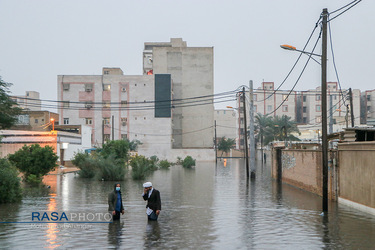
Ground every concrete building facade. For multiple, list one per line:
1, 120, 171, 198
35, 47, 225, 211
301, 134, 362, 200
143, 38, 214, 149
12, 91, 41, 111
214, 109, 237, 140
12, 110, 59, 131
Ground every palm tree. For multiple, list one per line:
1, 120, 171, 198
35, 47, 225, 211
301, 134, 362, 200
218, 137, 236, 157
255, 113, 273, 147
272, 115, 301, 142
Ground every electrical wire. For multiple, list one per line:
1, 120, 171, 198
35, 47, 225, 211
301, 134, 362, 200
257, 15, 322, 103
266, 27, 322, 116
328, 0, 362, 22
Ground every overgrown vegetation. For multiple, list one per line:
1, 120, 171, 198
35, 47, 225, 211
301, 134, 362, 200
159, 160, 172, 169
182, 156, 196, 168
130, 155, 154, 180
8, 144, 58, 183
0, 158, 22, 203
0, 76, 21, 129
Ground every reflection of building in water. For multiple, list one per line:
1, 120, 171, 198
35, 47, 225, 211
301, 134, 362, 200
46, 193, 61, 248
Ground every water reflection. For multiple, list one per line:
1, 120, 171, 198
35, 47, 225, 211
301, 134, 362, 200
0, 159, 375, 249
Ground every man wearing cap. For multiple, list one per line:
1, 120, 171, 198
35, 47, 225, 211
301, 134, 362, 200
142, 182, 161, 221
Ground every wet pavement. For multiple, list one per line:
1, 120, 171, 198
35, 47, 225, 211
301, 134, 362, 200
1, 159, 375, 249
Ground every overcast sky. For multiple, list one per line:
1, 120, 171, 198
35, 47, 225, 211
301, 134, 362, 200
0, 0, 373, 110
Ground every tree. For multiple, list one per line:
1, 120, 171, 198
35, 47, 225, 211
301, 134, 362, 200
255, 113, 273, 148
101, 140, 130, 164
8, 144, 58, 183
0, 76, 21, 129
0, 158, 22, 203
217, 137, 236, 157
272, 115, 301, 142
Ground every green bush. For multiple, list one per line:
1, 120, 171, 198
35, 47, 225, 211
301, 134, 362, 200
159, 160, 172, 169
101, 140, 130, 164
95, 155, 126, 181
72, 151, 90, 167
182, 156, 196, 168
130, 155, 153, 180
0, 158, 22, 203
8, 144, 58, 183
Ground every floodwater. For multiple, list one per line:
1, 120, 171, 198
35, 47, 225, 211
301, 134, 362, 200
1, 159, 375, 249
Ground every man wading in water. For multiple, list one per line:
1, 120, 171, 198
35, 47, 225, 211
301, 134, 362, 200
142, 182, 161, 221
108, 183, 125, 221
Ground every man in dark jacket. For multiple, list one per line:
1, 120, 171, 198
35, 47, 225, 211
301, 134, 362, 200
108, 183, 124, 221
142, 182, 161, 221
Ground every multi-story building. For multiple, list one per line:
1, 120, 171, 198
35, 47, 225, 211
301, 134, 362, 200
300, 82, 360, 130
143, 38, 214, 149
12, 91, 41, 111
214, 109, 237, 141
362, 89, 375, 125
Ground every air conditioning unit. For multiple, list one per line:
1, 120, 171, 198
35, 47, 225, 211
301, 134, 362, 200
85, 104, 92, 109
122, 122, 127, 126
122, 87, 126, 92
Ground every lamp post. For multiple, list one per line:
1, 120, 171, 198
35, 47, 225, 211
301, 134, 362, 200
50, 118, 55, 131
280, 8, 329, 213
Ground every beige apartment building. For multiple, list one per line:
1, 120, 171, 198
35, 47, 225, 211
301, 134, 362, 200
12, 91, 41, 111
143, 38, 214, 149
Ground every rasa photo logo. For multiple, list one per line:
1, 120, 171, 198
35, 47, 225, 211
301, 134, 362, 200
31, 211, 113, 223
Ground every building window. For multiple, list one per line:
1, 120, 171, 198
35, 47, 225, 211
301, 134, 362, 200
316, 105, 321, 112
63, 101, 70, 108
223, 110, 226, 114
303, 117, 307, 123
240, 118, 244, 124
103, 84, 111, 91
121, 134, 128, 140
253, 105, 257, 113
35, 119, 38, 124
85, 84, 93, 92
282, 105, 288, 112
303, 106, 307, 113
253, 94, 257, 101
240, 128, 244, 135
63, 83, 70, 91
316, 94, 321, 101
303, 96, 307, 102
103, 117, 110, 125
121, 87, 127, 92
85, 118, 92, 125
283, 94, 289, 101
316, 116, 322, 123
103, 134, 110, 141
267, 105, 272, 112
121, 118, 127, 126
333, 94, 337, 100
104, 71, 110, 75
367, 95, 371, 101
102, 101, 110, 108
64, 118, 69, 125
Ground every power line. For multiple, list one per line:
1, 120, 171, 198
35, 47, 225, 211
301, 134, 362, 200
266, 27, 322, 116
328, 0, 362, 22
257, 15, 322, 103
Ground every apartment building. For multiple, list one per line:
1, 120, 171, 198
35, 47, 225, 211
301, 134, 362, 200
214, 109, 237, 140
143, 38, 214, 149
12, 91, 41, 111
362, 89, 375, 125
57, 68, 172, 153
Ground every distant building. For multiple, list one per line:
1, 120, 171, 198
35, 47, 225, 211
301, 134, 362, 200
361, 89, 375, 124
12, 91, 41, 111
214, 109, 237, 141
12, 110, 59, 131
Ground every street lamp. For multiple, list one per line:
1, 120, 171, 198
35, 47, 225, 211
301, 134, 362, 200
50, 118, 55, 131
280, 44, 321, 64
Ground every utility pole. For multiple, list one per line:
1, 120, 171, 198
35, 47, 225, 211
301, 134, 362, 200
329, 95, 333, 134
242, 87, 250, 178
349, 88, 355, 127
249, 80, 256, 179
321, 8, 329, 213
102, 119, 105, 145
112, 115, 114, 141
214, 120, 217, 164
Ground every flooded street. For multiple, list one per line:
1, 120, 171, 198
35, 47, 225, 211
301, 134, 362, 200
1, 159, 375, 249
